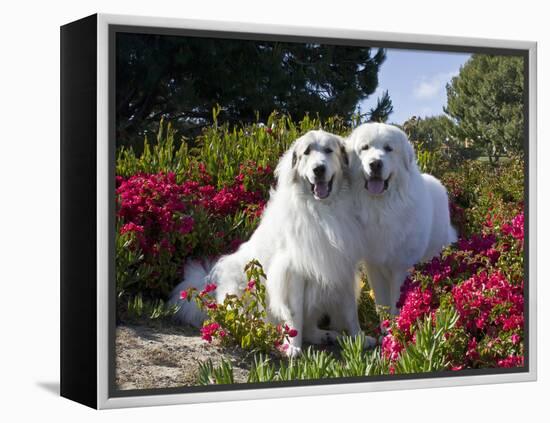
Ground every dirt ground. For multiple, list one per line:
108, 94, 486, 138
115, 324, 252, 390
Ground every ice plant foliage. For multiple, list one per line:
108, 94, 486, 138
179, 162, 271, 217
115, 164, 272, 305
117, 172, 195, 255
381, 211, 525, 370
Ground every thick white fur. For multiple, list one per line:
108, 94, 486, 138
169, 130, 368, 357
346, 123, 457, 315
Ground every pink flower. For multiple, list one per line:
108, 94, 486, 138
381, 334, 403, 361
179, 290, 188, 300
120, 222, 144, 235
178, 216, 195, 235
200, 322, 221, 343
200, 283, 217, 297
277, 343, 289, 352
116, 172, 194, 255
486, 248, 500, 263
466, 337, 480, 361
497, 355, 524, 368
287, 328, 298, 338
396, 284, 433, 335
502, 213, 524, 241
246, 279, 256, 291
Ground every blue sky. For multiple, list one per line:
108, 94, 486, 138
359, 49, 471, 125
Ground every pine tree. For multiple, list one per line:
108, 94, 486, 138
116, 33, 388, 148
445, 54, 524, 164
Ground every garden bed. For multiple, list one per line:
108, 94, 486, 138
114, 115, 526, 387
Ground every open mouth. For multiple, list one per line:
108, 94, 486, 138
310, 175, 334, 200
364, 174, 390, 195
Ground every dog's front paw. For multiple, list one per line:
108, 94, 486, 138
323, 330, 341, 345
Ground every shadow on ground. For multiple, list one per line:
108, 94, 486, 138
36, 381, 60, 396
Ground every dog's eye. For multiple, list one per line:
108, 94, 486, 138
304, 146, 311, 155
384, 145, 393, 152
361, 145, 370, 151
324, 148, 333, 154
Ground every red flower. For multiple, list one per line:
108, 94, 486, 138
116, 172, 194, 255
200, 322, 221, 343
200, 283, 217, 297
206, 302, 218, 310
120, 222, 144, 235
287, 329, 298, 338
246, 279, 256, 291
381, 334, 403, 361
497, 355, 524, 368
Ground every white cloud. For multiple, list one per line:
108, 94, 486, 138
413, 71, 458, 100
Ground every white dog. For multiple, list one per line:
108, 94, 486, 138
346, 123, 457, 315
169, 130, 367, 357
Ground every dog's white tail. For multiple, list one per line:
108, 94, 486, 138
168, 259, 214, 328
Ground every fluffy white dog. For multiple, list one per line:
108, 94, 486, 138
169, 130, 367, 357
346, 123, 457, 315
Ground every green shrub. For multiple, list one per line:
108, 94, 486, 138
442, 159, 524, 236
181, 260, 298, 353
393, 304, 463, 374
117, 110, 352, 187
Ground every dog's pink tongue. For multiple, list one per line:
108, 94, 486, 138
314, 181, 329, 199
367, 179, 384, 194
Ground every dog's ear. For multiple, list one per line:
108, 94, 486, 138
275, 143, 299, 188
290, 149, 299, 183
402, 138, 415, 172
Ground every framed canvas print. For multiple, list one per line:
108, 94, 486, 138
60, 13, 537, 409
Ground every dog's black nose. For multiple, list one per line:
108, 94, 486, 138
313, 164, 326, 177
369, 159, 383, 173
